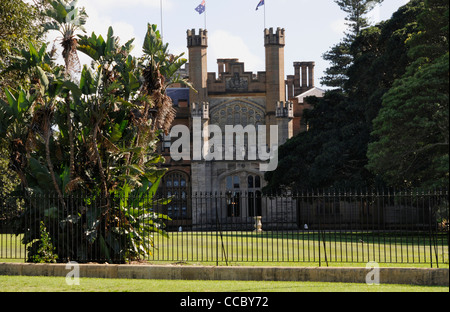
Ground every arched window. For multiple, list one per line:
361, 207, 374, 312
211, 102, 265, 130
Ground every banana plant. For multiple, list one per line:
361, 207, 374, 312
62, 34, 172, 261
1, 40, 65, 192
4, 42, 54, 78
0, 86, 36, 187
102, 156, 172, 261
77, 26, 139, 101
140, 24, 193, 134
0, 87, 36, 136
142, 24, 193, 90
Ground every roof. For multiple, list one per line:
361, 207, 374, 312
166, 88, 190, 106
295, 87, 326, 104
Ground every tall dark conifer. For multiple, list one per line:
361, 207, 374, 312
321, 0, 383, 89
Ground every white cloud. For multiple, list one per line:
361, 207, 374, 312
80, 2, 143, 63
209, 30, 263, 73
368, 5, 381, 24
330, 18, 347, 35
42, 1, 143, 69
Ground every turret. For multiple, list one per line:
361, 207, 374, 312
276, 101, 294, 145
276, 101, 294, 119
187, 28, 208, 47
191, 102, 209, 120
264, 27, 285, 46
187, 29, 208, 104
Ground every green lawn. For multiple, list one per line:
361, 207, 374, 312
0, 233, 26, 261
0, 275, 448, 292
1, 231, 448, 267
1, 231, 448, 293
149, 231, 449, 265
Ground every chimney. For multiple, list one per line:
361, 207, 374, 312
293, 61, 315, 95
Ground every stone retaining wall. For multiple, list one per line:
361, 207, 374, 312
1, 263, 448, 286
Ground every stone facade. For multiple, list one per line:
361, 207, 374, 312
159, 27, 324, 228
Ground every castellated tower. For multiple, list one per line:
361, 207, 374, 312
265, 28, 286, 116
187, 29, 211, 226
187, 29, 208, 104
264, 28, 290, 144
158, 26, 323, 229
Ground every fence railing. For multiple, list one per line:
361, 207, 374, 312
1, 190, 448, 266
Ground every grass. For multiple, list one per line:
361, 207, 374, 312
0, 275, 448, 292
0, 233, 26, 261
149, 231, 449, 265
1, 231, 449, 267
143, 260, 449, 268
1, 231, 448, 293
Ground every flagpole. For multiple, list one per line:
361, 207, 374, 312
160, 0, 164, 40
264, 0, 266, 29
257, 0, 266, 30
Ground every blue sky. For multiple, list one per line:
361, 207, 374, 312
66, 0, 410, 88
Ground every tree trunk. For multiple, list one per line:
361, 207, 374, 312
92, 121, 110, 209
44, 130, 66, 209
66, 96, 75, 182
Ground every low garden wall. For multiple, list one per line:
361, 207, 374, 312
0, 262, 448, 286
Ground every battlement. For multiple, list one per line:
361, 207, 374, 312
264, 27, 285, 46
276, 101, 294, 118
217, 59, 239, 74
187, 29, 208, 47
191, 102, 209, 119
207, 59, 266, 94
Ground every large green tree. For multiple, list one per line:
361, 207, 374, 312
0, 0, 48, 211
321, 0, 383, 88
264, 0, 424, 192
0, 0, 48, 95
367, 0, 449, 189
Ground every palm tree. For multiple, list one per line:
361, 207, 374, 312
42, 0, 88, 183
43, 0, 87, 77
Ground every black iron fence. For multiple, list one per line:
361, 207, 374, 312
1, 189, 448, 266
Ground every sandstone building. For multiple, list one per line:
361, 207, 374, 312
159, 27, 324, 228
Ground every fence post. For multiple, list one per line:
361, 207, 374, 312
215, 193, 218, 266
214, 192, 228, 266
319, 190, 328, 267
428, 190, 433, 268
431, 190, 440, 268
318, 207, 321, 268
